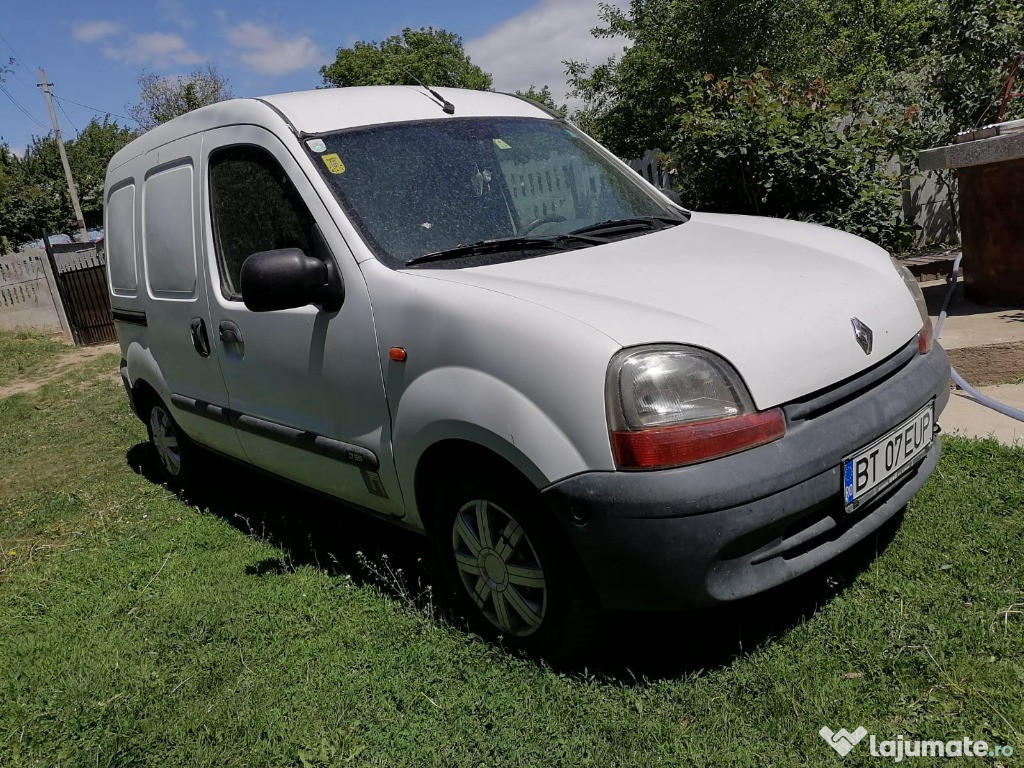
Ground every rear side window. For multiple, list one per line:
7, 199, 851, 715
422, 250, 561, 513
208, 146, 315, 298
106, 182, 137, 295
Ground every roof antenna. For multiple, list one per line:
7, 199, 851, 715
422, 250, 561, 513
403, 69, 455, 114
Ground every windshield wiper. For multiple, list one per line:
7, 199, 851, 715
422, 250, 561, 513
567, 215, 688, 238
404, 234, 602, 267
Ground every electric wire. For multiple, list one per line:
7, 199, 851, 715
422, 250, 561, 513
0, 82, 48, 130
51, 92, 137, 126
55, 96, 80, 135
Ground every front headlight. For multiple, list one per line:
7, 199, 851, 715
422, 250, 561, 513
891, 257, 933, 354
606, 345, 785, 470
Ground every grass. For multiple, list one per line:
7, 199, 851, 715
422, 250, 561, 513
0, 330, 1022, 766
0, 330, 69, 387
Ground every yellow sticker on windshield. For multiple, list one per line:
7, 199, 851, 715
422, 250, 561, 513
493, 138, 512, 150
322, 153, 346, 174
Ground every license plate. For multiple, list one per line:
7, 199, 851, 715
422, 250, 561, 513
843, 403, 934, 511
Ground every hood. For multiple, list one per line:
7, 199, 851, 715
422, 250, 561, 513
421, 212, 923, 409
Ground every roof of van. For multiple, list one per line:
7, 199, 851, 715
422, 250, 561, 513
108, 86, 551, 173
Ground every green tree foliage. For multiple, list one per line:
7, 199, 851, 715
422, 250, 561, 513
0, 119, 136, 247
565, 0, 1023, 249
515, 85, 568, 116
927, 0, 1024, 131
567, 0, 941, 156
320, 27, 492, 90
129, 63, 231, 131
675, 71, 919, 251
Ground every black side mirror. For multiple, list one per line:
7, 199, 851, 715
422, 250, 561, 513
239, 248, 345, 312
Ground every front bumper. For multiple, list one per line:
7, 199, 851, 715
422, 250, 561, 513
542, 343, 951, 611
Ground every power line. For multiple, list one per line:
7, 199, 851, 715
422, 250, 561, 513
56, 96, 80, 135
0, 29, 34, 87
51, 92, 138, 126
0, 29, 28, 67
0, 82, 48, 130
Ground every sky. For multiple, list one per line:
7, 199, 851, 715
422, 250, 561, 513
0, 0, 626, 154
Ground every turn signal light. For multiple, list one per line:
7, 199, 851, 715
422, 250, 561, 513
611, 409, 786, 470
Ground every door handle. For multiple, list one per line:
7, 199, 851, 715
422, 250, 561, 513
189, 317, 211, 357
219, 320, 243, 345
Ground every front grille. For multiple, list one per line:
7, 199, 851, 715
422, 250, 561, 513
783, 338, 919, 424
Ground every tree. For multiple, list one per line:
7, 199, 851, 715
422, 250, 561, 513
129, 63, 231, 131
566, 0, 939, 156
0, 119, 136, 247
927, 0, 1024, 134
674, 71, 919, 251
320, 27, 492, 90
515, 85, 567, 116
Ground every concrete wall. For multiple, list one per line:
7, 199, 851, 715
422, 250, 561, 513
903, 168, 959, 248
0, 248, 63, 333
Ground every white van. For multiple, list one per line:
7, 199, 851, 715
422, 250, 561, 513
106, 86, 950, 655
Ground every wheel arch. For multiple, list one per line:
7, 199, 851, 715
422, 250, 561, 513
392, 366, 593, 528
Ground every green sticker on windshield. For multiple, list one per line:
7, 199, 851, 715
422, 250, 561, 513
493, 138, 512, 150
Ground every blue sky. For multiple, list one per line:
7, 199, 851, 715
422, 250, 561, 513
1, 0, 624, 154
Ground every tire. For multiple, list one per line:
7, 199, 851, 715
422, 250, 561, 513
431, 465, 597, 658
144, 397, 197, 489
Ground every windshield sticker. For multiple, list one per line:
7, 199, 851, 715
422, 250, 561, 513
322, 153, 346, 174
492, 138, 512, 150
306, 138, 327, 153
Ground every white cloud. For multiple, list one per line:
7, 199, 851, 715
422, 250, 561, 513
466, 0, 627, 109
102, 32, 204, 68
73, 20, 121, 43
158, 0, 194, 29
225, 23, 322, 76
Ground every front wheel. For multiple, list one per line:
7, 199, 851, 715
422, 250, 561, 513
432, 468, 596, 658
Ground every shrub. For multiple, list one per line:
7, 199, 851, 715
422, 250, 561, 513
672, 70, 920, 252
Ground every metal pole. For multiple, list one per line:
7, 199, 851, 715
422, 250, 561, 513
37, 68, 90, 244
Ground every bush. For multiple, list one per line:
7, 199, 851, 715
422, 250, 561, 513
672, 70, 920, 252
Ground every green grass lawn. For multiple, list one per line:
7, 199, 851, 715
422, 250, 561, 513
0, 330, 69, 387
0, 330, 1021, 767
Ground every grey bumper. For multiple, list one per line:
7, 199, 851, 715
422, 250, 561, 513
542, 344, 951, 611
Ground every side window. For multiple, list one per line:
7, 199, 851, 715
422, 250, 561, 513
208, 145, 315, 298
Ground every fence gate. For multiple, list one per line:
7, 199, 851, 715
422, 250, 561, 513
42, 238, 116, 345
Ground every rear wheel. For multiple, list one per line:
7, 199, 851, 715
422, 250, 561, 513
145, 397, 196, 489
432, 466, 596, 658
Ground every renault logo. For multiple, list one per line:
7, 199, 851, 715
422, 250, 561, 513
851, 317, 873, 355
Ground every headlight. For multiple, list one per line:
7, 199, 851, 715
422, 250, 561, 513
605, 345, 785, 470
891, 257, 933, 354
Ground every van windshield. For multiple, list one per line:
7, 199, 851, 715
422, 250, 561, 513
305, 117, 686, 268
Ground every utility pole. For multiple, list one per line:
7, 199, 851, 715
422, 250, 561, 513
37, 68, 89, 244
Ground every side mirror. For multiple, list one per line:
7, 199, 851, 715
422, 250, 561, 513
239, 248, 345, 312
659, 187, 683, 206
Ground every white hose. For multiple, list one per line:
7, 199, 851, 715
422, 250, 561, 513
934, 252, 1024, 422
